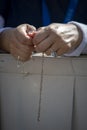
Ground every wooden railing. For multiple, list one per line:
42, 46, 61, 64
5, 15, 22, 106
0, 54, 87, 130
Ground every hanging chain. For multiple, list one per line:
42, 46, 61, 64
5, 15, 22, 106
17, 56, 25, 75
17, 56, 30, 76
37, 53, 44, 122
17, 54, 44, 122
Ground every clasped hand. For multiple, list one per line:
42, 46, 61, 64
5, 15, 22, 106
0, 23, 82, 61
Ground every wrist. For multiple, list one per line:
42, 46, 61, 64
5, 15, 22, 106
75, 24, 83, 48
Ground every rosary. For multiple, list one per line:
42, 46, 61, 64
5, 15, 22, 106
17, 53, 44, 122
37, 51, 57, 121
37, 53, 44, 121
17, 51, 57, 122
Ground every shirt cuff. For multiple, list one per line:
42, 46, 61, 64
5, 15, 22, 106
64, 21, 87, 56
0, 27, 11, 33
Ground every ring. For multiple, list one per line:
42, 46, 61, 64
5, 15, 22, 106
50, 48, 57, 57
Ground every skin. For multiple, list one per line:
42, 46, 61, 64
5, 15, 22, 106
33, 23, 83, 56
0, 23, 83, 61
0, 24, 36, 61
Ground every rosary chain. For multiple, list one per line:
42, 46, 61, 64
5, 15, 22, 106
37, 53, 44, 122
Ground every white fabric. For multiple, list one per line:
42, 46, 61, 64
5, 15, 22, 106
64, 21, 87, 56
0, 15, 11, 32
0, 27, 11, 33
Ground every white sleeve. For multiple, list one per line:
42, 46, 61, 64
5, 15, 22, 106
64, 21, 87, 56
0, 27, 11, 33
0, 15, 11, 33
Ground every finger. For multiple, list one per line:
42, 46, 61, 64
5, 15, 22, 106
11, 38, 33, 51
16, 24, 36, 45
11, 47, 32, 62
10, 42, 34, 61
35, 34, 56, 52
17, 44, 34, 55
56, 44, 70, 56
33, 27, 49, 45
26, 24, 36, 38
27, 24, 36, 31
27, 30, 36, 38
45, 40, 64, 55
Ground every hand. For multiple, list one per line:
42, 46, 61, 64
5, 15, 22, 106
0, 24, 36, 61
33, 23, 83, 56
